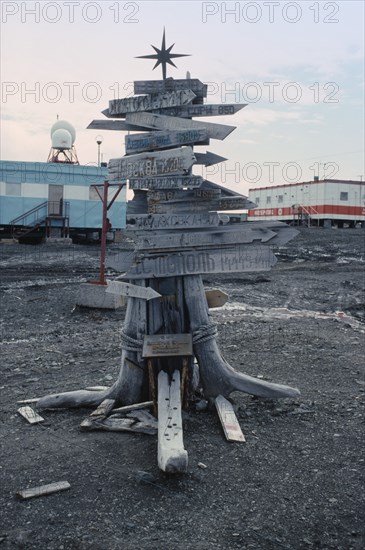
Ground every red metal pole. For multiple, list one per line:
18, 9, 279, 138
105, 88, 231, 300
99, 180, 109, 285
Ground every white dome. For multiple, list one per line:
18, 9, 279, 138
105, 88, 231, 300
52, 128, 72, 150
50, 120, 76, 145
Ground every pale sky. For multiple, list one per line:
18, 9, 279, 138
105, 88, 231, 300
1, 0, 364, 195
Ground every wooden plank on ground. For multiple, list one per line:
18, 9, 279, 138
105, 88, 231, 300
126, 112, 236, 141
112, 401, 154, 414
215, 395, 246, 442
157, 370, 188, 473
16, 481, 71, 500
109, 89, 196, 116
108, 146, 195, 180
17, 406, 44, 424
80, 416, 157, 435
90, 398, 115, 417
125, 128, 208, 155
85, 386, 109, 391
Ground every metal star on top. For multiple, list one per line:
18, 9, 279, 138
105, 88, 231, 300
136, 28, 190, 80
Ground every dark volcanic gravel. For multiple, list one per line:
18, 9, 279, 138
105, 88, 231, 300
0, 227, 364, 550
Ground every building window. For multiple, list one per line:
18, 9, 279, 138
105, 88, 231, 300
6, 182, 21, 196
278, 195, 283, 203
255, 197, 260, 204
89, 186, 100, 200
340, 192, 348, 201
266, 196, 271, 204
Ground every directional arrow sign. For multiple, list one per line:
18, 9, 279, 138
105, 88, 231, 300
126, 112, 236, 141
108, 146, 195, 181
109, 89, 196, 116
121, 245, 277, 279
193, 152, 227, 166
87, 119, 154, 132
126, 212, 221, 230
125, 128, 208, 155
129, 175, 203, 190
134, 78, 207, 97
106, 280, 161, 300
147, 188, 221, 202
102, 104, 247, 119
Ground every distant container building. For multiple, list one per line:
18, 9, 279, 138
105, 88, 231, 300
0, 160, 127, 242
248, 179, 365, 227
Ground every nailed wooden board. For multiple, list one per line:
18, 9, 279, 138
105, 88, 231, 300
205, 289, 229, 308
215, 395, 246, 442
126, 212, 221, 230
90, 398, 115, 417
17, 406, 44, 424
193, 152, 227, 166
125, 128, 208, 155
134, 78, 207, 97
129, 175, 203, 190
112, 401, 154, 414
108, 146, 195, 180
142, 334, 193, 358
102, 103, 247, 119
157, 369, 188, 473
16, 481, 71, 500
147, 188, 221, 203
120, 245, 277, 279
106, 280, 161, 300
80, 417, 157, 435
109, 89, 196, 116
126, 112, 236, 141
147, 197, 256, 214
87, 119, 154, 132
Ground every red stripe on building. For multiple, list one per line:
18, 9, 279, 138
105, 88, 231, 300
248, 205, 365, 217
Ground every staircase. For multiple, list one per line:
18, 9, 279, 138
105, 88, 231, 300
292, 204, 320, 227
10, 201, 70, 241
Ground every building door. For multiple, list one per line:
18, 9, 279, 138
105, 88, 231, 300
48, 185, 64, 216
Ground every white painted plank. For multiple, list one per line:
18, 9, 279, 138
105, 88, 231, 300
129, 175, 203, 190
126, 212, 220, 230
16, 481, 71, 500
17, 406, 44, 424
102, 103, 247, 119
157, 370, 188, 473
125, 128, 208, 154
106, 280, 161, 300
215, 395, 246, 442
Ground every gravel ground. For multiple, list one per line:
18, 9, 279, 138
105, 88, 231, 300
0, 227, 364, 550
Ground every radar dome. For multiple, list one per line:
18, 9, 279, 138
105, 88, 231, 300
50, 120, 76, 145
52, 128, 72, 150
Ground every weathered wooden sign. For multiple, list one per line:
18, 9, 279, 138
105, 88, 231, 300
218, 197, 257, 210
125, 128, 208, 155
215, 395, 246, 442
134, 78, 207, 97
129, 175, 203, 190
109, 89, 196, 116
147, 188, 221, 203
205, 289, 229, 309
115, 245, 277, 279
147, 195, 255, 214
134, 225, 274, 250
126, 212, 221, 230
87, 119, 153, 132
102, 103, 247, 119
106, 280, 161, 301
126, 112, 236, 141
108, 146, 195, 180
193, 152, 227, 166
200, 179, 245, 198
142, 334, 193, 358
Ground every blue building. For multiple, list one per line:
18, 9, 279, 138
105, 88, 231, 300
0, 160, 127, 242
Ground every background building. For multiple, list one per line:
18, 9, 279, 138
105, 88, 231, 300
248, 179, 365, 227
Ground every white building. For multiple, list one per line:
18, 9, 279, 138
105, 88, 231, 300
248, 179, 365, 227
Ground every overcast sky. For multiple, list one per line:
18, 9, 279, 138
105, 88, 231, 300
1, 0, 364, 195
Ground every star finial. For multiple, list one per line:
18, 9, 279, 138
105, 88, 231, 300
136, 28, 190, 80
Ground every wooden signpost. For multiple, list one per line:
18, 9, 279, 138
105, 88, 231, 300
126, 112, 236, 141
109, 89, 196, 116
125, 128, 208, 155
108, 146, 196, 180
36, 35, 300, 476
